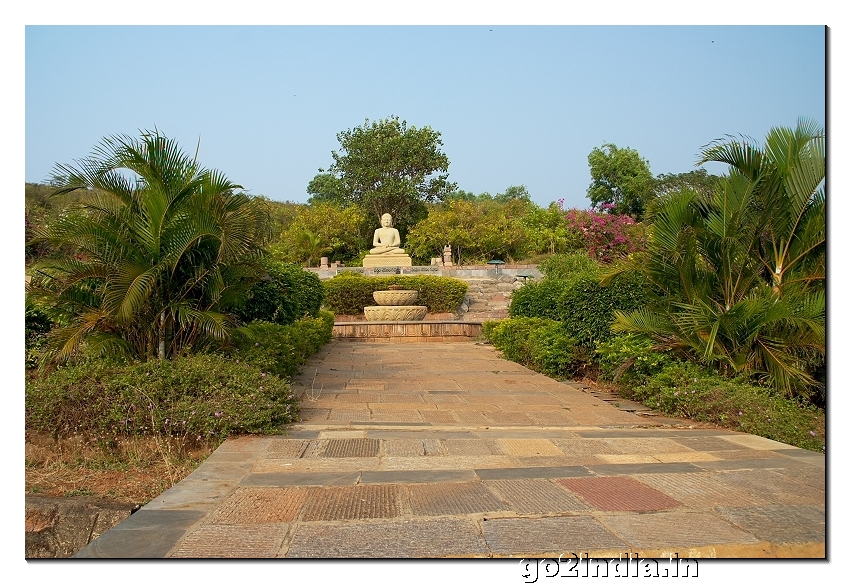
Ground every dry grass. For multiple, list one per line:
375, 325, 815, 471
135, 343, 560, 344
25, 431, 216, 504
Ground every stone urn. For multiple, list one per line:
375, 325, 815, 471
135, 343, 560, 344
364, 288, 427, 321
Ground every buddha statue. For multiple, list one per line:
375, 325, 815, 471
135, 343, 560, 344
369, 213, 406, 255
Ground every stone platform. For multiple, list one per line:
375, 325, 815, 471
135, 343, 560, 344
361, 254, 412, 267
333, 321, 483, 342
74, 342, 825, 559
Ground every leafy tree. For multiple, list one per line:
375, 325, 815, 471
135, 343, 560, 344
270, 202, 371, 265
586, 144, 655, 220
306, 172, 347, 206
654, 168, 722, 198
324, 116, 456, 232
494, 185, 531, 203
608, 120, 825, 396
27, 131, 271, 362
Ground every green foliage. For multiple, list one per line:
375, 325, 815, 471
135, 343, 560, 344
27, 130, 270, 363
653, 168, 722, 199
510, 266, 650, 348
306, 172, 347, 206
322, 274, 468, 315
26, 354, 299, 443
610, 120, 825, 396
587, 143, 655, 220
405, 198, 531, 264
232, 262, 323, 326
325, 116, 456, 232
483, 317, 580, 379
270, 202, 371, 265
616, 361, 824, 452
538, 252, 601, 281
595, 333, 676, 385
228, 312, 334, 378
26, 300, 54, 369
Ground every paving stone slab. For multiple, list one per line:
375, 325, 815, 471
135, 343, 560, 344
241, 471, 361, 487
552, 438, 622, 456
715, 505, 825, 544
285, 518, 488, 558
475, 466, 592, 480
408, 481, 510, 516
320, 438, 380, 457
773, 448, 826, 465
495, 439, 565, 457
381, 439, 426, 456
380, 455, 516, 471
366, 429, 475, 440
484, 411, 534, 425
301, 484, 402, 521
370, 411, 426, 422
485, 479, 594, 514
170, 523, 289, 558
254, 457, 381, 473
443, 438, 500, 456
74, 509, 206, 558
718, 434, 797, 450
693, 458, 805, 471
672, 436, 753, 451
586, 462, 702, 476
711, 468, 825, 505
558, 477, 683, 512
142, 480, 239, 511
207, 487, 308, 524
482, 516, 628, 556
598, 511, 761, 549
602, 437, 695, 455
419, 410, 459, 423
327, 409, 371, 421
265, 439, 309, 458
360, 469, 477, 484
634, 473, 760, 508
771, 466, 825, 491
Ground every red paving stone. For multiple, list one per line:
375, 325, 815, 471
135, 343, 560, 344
557, 476, 684, 512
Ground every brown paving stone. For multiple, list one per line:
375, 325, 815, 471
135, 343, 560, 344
772, 466, 825, 491
170, 523, 289, 558
712, 469, 825, 505
264, 439, 309, 458
213, 436, 271, 454
452, 411, 490, 424
553, 438, 622, 456
484, 411, 534, 425
301, 484, 402, 521
285, 518, 488, 557
634, 473, 760, 508
482, 516, 628, 556
558, 477, 683, 511
599, 511, 760, 548
407, 481, 511, 516
381, 439, 425, 456
422, 393, 463, 403
673, 436, 753, 451
299, 409, 330, 421
711, 449, 786, 461
327, 409, 370, 422
496, 439, 564, 457
602, 437, 694, 455
437, 402, 501, 412
382, 455, 515, 471
381, 394, 426, 403
423, 438, 447, 456
206, 487, 308, 524
525, 411, 580, 425
485, 479, 593, 514
513, 455, 593, 467
370, 410, 425, 423
443, 439, 500, 456
715, 505, 825, 544
334, 393, 380, 403
320, 438, 380, 458
344, 381, 386, 390
253, 458, 379, 473
419, 410, 458, 424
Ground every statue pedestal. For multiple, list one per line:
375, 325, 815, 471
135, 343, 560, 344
362, 254, 413, 267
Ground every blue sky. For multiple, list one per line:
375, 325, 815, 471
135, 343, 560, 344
25, 25, 824, 210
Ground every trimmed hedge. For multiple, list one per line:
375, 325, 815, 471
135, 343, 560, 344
232, 261, 324, 325
322, 273, 468, 315
26, 355, 298, 442
483, 317, 582, 379
229, 311, 335, 378
509, 270, 651, 348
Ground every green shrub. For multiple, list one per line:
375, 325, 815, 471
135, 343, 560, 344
617, 361, 825, 452
510, 270, 650, 348
322, 274, 468, 315
538, 252, 600, 281
25, 299, 53, 369
483, 317, 581, 379
229, 312, 334, 378
26, 354, 298, 443
595, 333, 675, 385
232, 261, 323, 325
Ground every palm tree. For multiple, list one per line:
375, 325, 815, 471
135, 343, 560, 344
27, 130, 271, 362
608, 119, 825, 396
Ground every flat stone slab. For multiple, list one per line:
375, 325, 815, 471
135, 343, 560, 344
475, 466, 592, 480
206, 487, 308, 524
284, 518, 489, 558
598, 511, 761, 549
407, 481, 510, 515
241, 471, 361, 487
558, 477, 683, 512
301, 484, 402, 521
715, 504, 825, 544
169, 523, 289, 558
482, 516, 629, 556
359, 469, 477, 484
485, 479, 593, 513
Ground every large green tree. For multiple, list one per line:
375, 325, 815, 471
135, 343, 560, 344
609, 120, 825, 396
586, 143, 655, 220
324, 116, 456, 232
27, 131, 271, 362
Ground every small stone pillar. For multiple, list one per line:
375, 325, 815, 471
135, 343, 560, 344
320, 257, 329, 270
443, 245, 453, 267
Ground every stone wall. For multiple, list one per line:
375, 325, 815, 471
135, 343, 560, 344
25, 495, 136, 558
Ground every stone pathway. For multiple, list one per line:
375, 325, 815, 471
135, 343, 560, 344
74, 342, 825, 558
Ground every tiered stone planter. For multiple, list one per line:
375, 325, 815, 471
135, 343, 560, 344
363, 289, 427, 321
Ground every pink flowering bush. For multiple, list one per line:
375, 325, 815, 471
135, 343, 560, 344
560, 203, 645, 262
